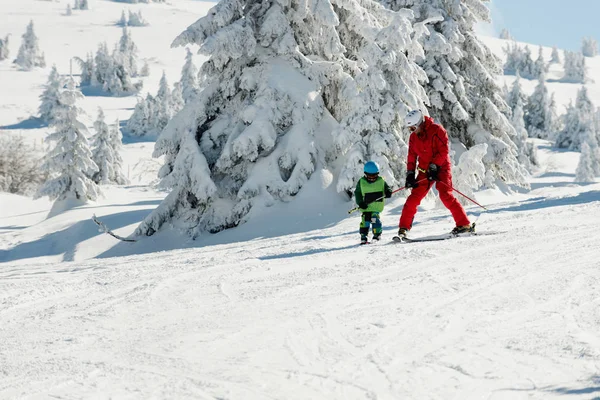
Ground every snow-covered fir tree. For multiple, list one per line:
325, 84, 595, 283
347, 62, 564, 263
511, 97, 538, 171
0, 34, 9, 61
563, 51, 587, 83
383, 0, 528, 188
506, 71, 526, 114
76, 52, 96, 86
153, 71, 173, 134
179, 48, 198, 104
140, 60, 150, 76
171, 81, 184, 114
581, 37, 598, 57
448, 143, 487, 207
575, 142, 596, 182
66, 4, 73, 16
74, 0, 89, 10
115, 26, 138, 76
533, 46, 547, 77
135, 0, 433, 237
38, 65, 64, 124
36, 78, 99, 202
555, 86, 596, 150
550, 46, 560, 64
524, 73, 556, 139
127, 10, 148, 26
126, 94, 154, 137
14, 20, 46, 70
91, 108, 128, 184
118, 10, 127, 26
499, 29, 511, 40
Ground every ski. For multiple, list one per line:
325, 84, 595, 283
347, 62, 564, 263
92, 214, 137, 242
392, 231, 502, 244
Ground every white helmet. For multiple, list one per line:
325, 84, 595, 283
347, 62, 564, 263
405, 110, 423, 128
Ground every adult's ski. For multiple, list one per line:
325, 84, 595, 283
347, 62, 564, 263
92, 214, 137, 242
391, 230, 502, 244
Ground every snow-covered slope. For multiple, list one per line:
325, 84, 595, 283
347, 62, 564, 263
1, 1, 600, 398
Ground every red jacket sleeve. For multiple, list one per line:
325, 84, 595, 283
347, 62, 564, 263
406, 133, 417, 172
431, 124, 449, 167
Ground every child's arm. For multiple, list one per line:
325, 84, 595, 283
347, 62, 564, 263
355, 181, 363, 205
384, 181, 392, 198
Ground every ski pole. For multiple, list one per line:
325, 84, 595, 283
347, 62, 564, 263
347, 178, 426, 214
436, 180, 488, 211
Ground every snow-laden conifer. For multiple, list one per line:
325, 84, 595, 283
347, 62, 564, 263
550, 46, 560, 64
0, 35, 9, 61
140, 60, 149, 76
127, 10, 148, 27
575, 142, 596, 183
116, 26, 138, 76
171, 81, 184, 114
91, 108, 128, 184
563, 51, 587, 83
506, 72, 526, 114
555, 86, 596, 150
511, 97, 538, 171
179, 48, 198, 104
448, 143, 488, 207
385, 0, 528, 188
118, 10, 127, 26
499, 29, 511, 40
136, 0, 426, 236
39, 65, 63, 125
524, 73, 556, 139
126, 93, 155, 137
75, 52, 96, 86
581, 37, 598, 57
36, 78, 99, 202
14, 20, 46, 70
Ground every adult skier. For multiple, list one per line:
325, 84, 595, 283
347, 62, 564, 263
355, 161, 393, 244
396, 110, 472, 239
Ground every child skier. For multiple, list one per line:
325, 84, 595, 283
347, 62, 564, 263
355, 161, 393, 244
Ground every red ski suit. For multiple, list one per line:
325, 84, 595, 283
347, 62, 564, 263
399, 116, 470, 230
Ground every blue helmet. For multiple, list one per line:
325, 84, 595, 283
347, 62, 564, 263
364, 161, 380, 174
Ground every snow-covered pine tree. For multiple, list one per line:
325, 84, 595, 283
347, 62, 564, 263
118, 10, 127, 26
126, 93, 154, 136
555, 86, 595, 150
80, 0, 89, 10
499, 29, 511, 40
575, 142, 596, 182
109, 119, 128, 184
94, 42, 111, 85
36, 78, 99, 202
506, 71, 526, 114
91, 108, 128, 184
154, 71, 173, 134
66, 4, 73, 16
75, 52, 96, 86
171, 81, 184, 114
127, 10, 148, 26
0, 34, 9, 61
136, 0, 428, 237
140, 60, 150, 76
532, 46, 547, 78
14, 20, 46, 70
39, 65, 64, 124
384, 0, 528, 188
550, 46, 560, 64
524, 73, 555, 139
563, 51, 587, 83
103, 43, 140, 94
511, 97, 538, 171
449, 143, 487, 207
179, 48, 198, 104
116, 26, 138, 76
503, 42, 537, 79
582, 37, 598, 57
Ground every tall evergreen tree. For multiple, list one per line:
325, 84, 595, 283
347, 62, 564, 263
575, 142, 596, 183
383, 0, 528, 188
0, 34, 9, 61
506, 72, 526, 114
180, 48, 199, 104
550, 46, 560, 64
38, 65, 63, 124
14, 20, 46, 70
555, 86, 595, 150
91, 109, 128, 185
36, 78, 99, 202
116, 26, 138, 76
581, 37, 598, 57
511, 97, 538, 171
563, 51, 587, 83
135, 0, 430, 237
524, 73, 555, 139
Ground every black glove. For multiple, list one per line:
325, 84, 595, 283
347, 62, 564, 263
405, 171, 417, 188
385, 188, 392, 198
358, 201, 368, 209
427, 163, 439, 181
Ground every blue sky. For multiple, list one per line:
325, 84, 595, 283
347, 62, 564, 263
480, 0, 600, 51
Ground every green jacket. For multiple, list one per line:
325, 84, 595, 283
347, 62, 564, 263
355, 176, 392, 212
